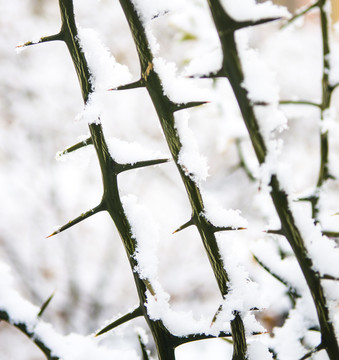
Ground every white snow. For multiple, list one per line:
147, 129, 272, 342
175, 110, 209, 184
153, 57, 212, 104
289, 199, 339, 278
237, 31, 280, 105
252, 239, 306, 293
321, 106, 337, 134
247, 341, 273, 360
107, 137, 168, 165
77, 27, 132, 91
271, 297, 319, 360
202, 194, 247, 229
0, 260, 139, 360
220, 0, 289, 22
131, 0, 180, 23
122, 194, 160, 286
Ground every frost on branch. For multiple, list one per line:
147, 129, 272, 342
0, 261, 138, 360
220, 0, 289, 22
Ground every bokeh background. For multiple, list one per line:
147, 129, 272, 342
1, 0, 339, 359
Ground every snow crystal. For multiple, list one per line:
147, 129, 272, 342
121, 196, 233, 337
0, 261, 139, 360
236, 29, 288, 146
175, 111, 209, 184
76, 92, 102, 124
77, 27, 131, 91
321, 106, 337, 134
131, 0, 180, 23
34, 323, 138, 360
153, 57, 212, 104
107, 137, 168, 165
247, 341, 273, 360
329, 40, 339, 85
145, 24, 160, 55
122, 194, 160, 282
202, 194, 247, 229
237, 32, 280, 105
252, 239, 306, 293
146, 293, 220, 337
220, 0, 289, 22
272, 297, 318, 360
0, 261, 39, 327
289, 199, 339, 278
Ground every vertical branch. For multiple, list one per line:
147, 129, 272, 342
314, 0, 334, 219
207, 0, 339, 359
117, 1, 248, 358
54, 1, 178, 358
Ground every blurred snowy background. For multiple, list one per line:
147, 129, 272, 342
1, 0, 339, 359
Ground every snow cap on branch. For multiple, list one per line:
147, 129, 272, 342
220, 0, 289, 22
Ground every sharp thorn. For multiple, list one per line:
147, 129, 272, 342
38, 292, 55, 318
95, 306, 143, 336
16, 32, 63, 48
137, 333, 150, 360
187, 68, 226, 79
117, 158, 170, 173
322, 230, 339, 238
46, 203, 105, 238
173, 218, 194, 234
236, 17, 282, 30
58, 137, 93, 156
321, 274, 339, 281
109, 78, 145, 91
265, 229, 284, 235
173, 101, 209, 112
213, 226, 247, 233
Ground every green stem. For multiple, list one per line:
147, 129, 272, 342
207, 1, 339, 359
118, 1, 247, 358
56, 1, 177, 358
315, 0, 333, 212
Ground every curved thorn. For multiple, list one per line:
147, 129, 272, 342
17, 32, 64, 49
38, 292, 55, 318
47, 203, 105, 238
172, 218, 194, 234
110, 78, 145, 91
58, 137, 93, 156
173, 101, 210, 112
117, 158, 170, 173
95, 306, 143, 336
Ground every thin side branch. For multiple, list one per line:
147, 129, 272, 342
96, 306, 143, 336
47, 203, 105, 238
